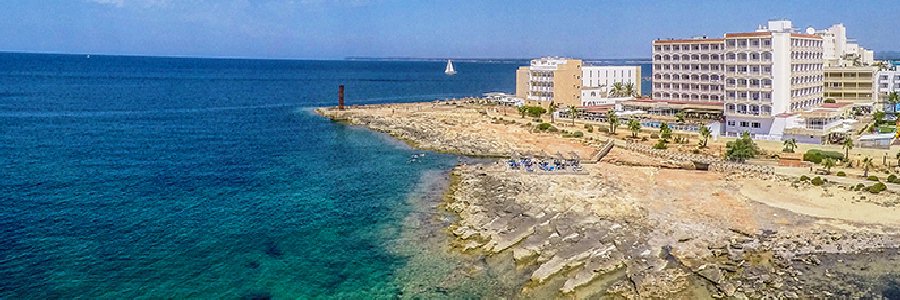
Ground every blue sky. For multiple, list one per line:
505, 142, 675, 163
0, 0, 897, 59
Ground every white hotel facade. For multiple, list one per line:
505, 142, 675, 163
652, 19, 825, 137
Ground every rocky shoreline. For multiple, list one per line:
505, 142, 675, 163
319, 103, 900, 298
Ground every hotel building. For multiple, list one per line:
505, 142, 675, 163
823, 66, 876, 104
652, 19, 825, 137
514, 57, 583, 108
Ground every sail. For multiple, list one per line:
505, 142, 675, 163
445, 60, 456, 75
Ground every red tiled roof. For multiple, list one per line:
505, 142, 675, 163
653, 39, 725, 44
725, 32, 772, 38
820, 102, 850, 108
791, 33, 822, 39
633, 99, 724, 106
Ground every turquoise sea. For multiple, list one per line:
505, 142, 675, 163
0, 54, 651, 298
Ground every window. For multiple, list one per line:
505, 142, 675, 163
752, 122, 761, 128
740, 122, 750, 127
727, 121, 735, 126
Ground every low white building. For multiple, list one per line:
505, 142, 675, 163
483, 92, 523, 106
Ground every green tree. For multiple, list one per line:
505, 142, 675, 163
611, 82, 625, 97
568, 106, 578, 125
698, 126, 712, 148
725, 132, 758, 162
862, 157, 874, 177
842, 138, 853, 162
888, 91, 900, 115
659, 122, 672, 142
628, 119, 642, 139
783, 138, 797, 153
624, 82, 635, 97
675, 111, 686, 123
873, 111, 886, 128
822, 157, 835, 173
517, 105, 527, 118
548, 102, 558, 123
607, 111, 620, 134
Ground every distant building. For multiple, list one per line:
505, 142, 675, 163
652, 19, 825, 138
876, 69, 900, 103
514, 57, 583, 108
581, 65, 642, 100
823, 66, 876, 105
814, 23, 875, 67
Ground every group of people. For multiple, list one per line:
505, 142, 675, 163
506, 157, 583, 173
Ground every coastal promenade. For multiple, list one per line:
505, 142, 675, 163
318, 101, 900, 298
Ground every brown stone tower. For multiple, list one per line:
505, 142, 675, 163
338, 85, 345, 110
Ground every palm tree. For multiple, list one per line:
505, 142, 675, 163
659, 122, 672, 142
896, 152, 900, 166
629, 119, 641, 139
888, 91, 900, 115
568, 106, 577, 125
607, 111, 619, 134
548, 102, 557, 123
517, 106, 527, 118
611, 82, 625, 97
698, 126, 711, 148
822, 158, 835, 174
842, 138, 853, 162
862, 157, 874, 177
624, 82, 635, 97
783, 138, 797, 153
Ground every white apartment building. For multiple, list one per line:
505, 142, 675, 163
812, 23, 874, 67
876, 69, 900, 101
652, 19, 824, 137
581, 65, 641, 105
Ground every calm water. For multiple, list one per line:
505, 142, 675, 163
0, 53, 651, 298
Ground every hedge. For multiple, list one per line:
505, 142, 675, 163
803, 149, 844, 164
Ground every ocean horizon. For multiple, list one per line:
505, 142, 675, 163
0, 53, 651, 298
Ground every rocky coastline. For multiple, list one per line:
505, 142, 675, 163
318, 103, 900, 298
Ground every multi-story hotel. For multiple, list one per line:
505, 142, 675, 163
652, 19, 825, 137
823, 66, 876, 104
514, 57, 583, 108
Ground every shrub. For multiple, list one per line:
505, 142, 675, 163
525, 106, 547, 118
811, 176, 824, 186
537, 123, 552, 131
692, 149, 701, 154
650, 133, 659, 139
803, 149, 844, 164
652, 140, 668, 149
587, 128, 594, 133
868, 182, 887, 194
799, 175, 810, 181
547, 127, 559, 133
836, 171, 846, 176
533, 118, 543, 123
853, 183, 865, 191
888, 174, 898, 182
584, 124, 592, 129
867, 175, 879, 181
572, 131, 584, 138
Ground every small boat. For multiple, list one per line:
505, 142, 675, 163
445, 59, 456, 76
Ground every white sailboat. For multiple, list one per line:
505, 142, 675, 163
444, 59, 456, 76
